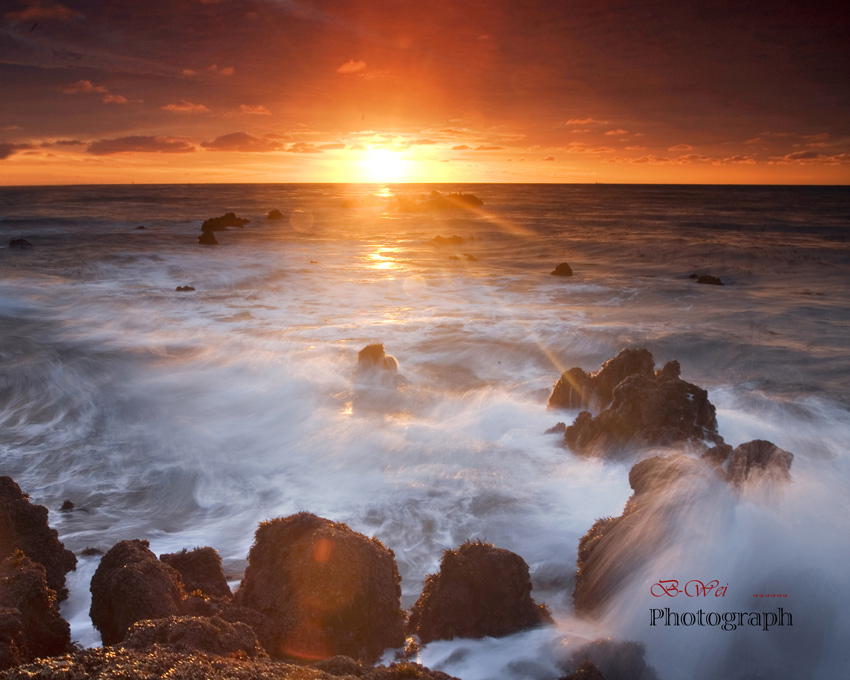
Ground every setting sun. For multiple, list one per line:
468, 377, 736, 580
359, 148, 410, 183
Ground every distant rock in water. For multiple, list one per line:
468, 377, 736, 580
357, 343, 398, 373
198, 231, 218, 245
201, 212, 250, 233
175, 285, 195, 292
0, 477, 77, 601
232, 512, 405, 663
464, 253, 478, 261
160, 547, 231, 599
407, 540, 552, 643
703, 439, 793, 486
267, 209, 284, 220
690, 273, 724, 285
551, 262, 573, 277
545, 422, 567, 435
558, 351, 722, 457
135, 225, 146, 230
89, 539, 183, 646
7, 239, 33, 250
432, 235, 464, 246
548, 348, 655, 412
429, 189, 483, 209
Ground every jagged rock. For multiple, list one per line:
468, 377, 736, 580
431, 235, 464, 246
552, 262, 573, 277
363, 662, 460, 680
268, 209, 284, 220
564, 357, 722, 457
558, 660, 606, 680
0, 552, 71, 671
563, 640, 658, 680
356, 344, 398, 373
548, 349, 655, 411
90, 539, 183, 646
0, 477, 76, 601
121, 615, 264, 658
198, 231, 218, 245
7, 240, 32, 250
233, 512, 405, 663
407, 540, 552, 643
160, 547, 231, 599
312, 655, 363, 676
703, 439, 793, 486
175, 285, 195, 292
545, 422, 567, 435
696, 275, 723, 286
201, 212, 249, 233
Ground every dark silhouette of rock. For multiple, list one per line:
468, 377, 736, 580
80, 547, 102, 557
696, 275, 723, 285
558, 660, 606, 680
431, 235, 464, 246
7, 239, 33, 250
59, 500, 74, 512
545, 422, 567, 435
233, 512, 405, 663
429, 191, 483, 209
201, 212, 249, 233
160, 547, 231, 599
548, 349, 655, 412
357, 344, 398, 373
217, 604, 277, 656
407, 540, 552, 644
135, 226, 146, 230
0, 477, 76, 601
312, 655, 363, 676
198, 231, 218, 245
563, 640, 658, 680
175, 286, 195, 292
268, 209, 284, 220
0, 552, 71, 671
703, 439, 793, 486
363, 662, 461, 680
463, 253, 478, 261
551, 262, 573, 277
121, 615, 263, 658
89, 539, 183, 646
563, 356, 722, 457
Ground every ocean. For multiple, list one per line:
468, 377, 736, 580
1, 184, 848, 679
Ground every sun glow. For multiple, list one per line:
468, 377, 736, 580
359, 148, 410, 183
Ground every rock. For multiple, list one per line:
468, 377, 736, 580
0, 552, 71, 671
0, 477, 76, 601
363, 662, 461, 680
201, 212, 249, 233
563, 640, 658, 680
429, 191, 483, 209
160, 547, 231, 599
80, 547, 102, 557
7, 240, 33, 250
233, 512, 405, 663
121, 615, 264, 658
548, 349, 655, 411
703, 439, 793, 486
551, 262, 573, 277
356, 344, 398, 373
268, 209, 284, 220
312, 655, 363, 676
463, 253, 478, 261
563, 357, 722, 457
558, 660, 606, 680
175, 285, 196, 292
696, 275, 723, 285
198, 231, 219, 245
59, 500, 74, 512
407, 539, 552, 644
545, 422, 567, 435
89, 539, 183, 646
431, 235, 464, 246
136, 226, 146, 230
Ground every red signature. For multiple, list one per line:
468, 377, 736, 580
651, 579, 728, 597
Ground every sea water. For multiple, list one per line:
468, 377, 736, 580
1, 184, 848, 679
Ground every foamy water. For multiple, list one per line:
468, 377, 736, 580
1, 184, 848, 678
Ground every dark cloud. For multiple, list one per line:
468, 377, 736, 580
0, 142, 35, 159
286, 142, 323, 153
87, 136, 195, 155
201, 132, 282, 152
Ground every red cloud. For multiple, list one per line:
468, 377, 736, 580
337, 59, 367, 74
201, 132, 282, 152
162, 101, 211, 113
87, 136, 195, 155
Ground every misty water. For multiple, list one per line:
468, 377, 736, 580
1, 184, 848, 679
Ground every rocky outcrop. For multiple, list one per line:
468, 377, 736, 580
121, 615, 263, 658
561, 640, 658, 680
563, 357, 722, 457
548, 349, 655, 412
233, 512, 405, 663
0, 552, 71, 671
431, 235, 464, 246
356, 344, 398, 374
551, 262, 573, 277
268, 209, 284, 220
0, 477, 76, 601
201, 213, 250, 233
198, 231, 219, 245
691, 274, 723, 285
703, 439, 793, 486
160, 547, 231, 599
407, 540, 552, 643
6, 240, 32, 250
90, 539, 183, 646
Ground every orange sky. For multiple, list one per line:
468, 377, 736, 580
1, 0, 848, 184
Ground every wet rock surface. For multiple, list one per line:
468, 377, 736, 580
121, 615, 263, 658
161, 547, 232, 599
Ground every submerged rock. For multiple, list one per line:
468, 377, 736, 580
357, 344, 398, 373
431, 235, 464, 246
551, 262, 573, 277
7, 239, 33, 250
268, 209, 284, 220
160, 547, 231, 599
0, 552, 72, 671
90, 539, 183, 646
233, 512, 405, 663
175, 285, 195, 292
407, 540, 552, 643
122, 615, 263, 658
695, 274, 723, 285
201, 212, 249, 233
0, 477, 76, 601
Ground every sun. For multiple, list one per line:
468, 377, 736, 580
359, 148, 410, 183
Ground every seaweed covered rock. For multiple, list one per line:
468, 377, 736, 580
703, 439, 793, 486
0, 552, 71, 671
564, 358, 721, 457
356, 344, 398, 373
0, 477, 76, 601
201, 212, 249, 233
233, 512, 405, 663
407, 540, 552, 643
121, 615, 263, 658
90, 539, 183, 646
548, 349, 655, 412
160, 547, 231, 599
363, 662, 461, 680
